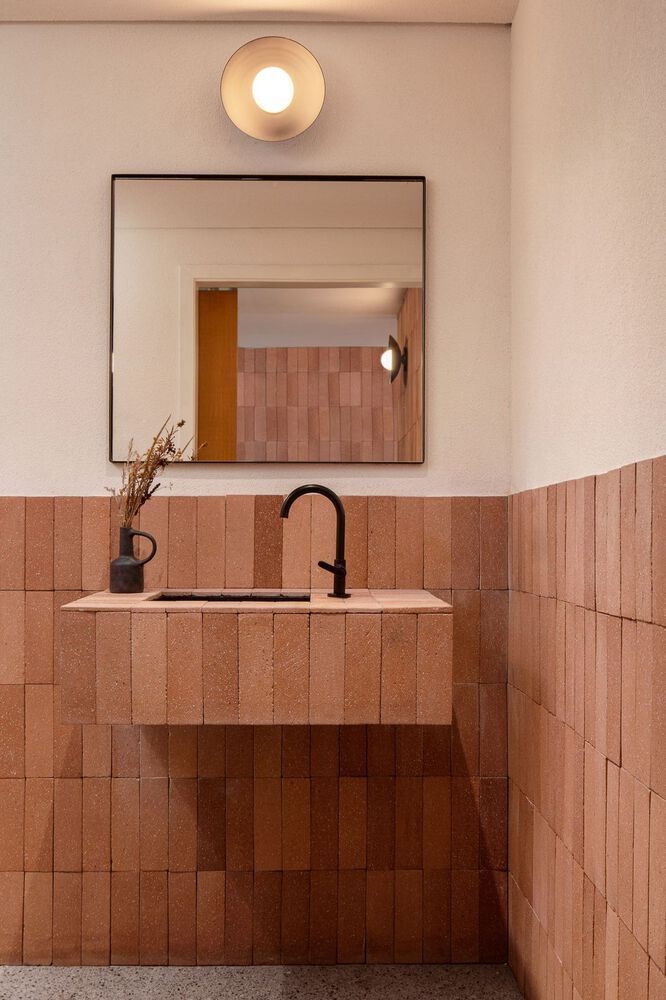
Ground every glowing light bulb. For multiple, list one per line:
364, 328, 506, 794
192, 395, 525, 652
380, 348, 394, 372
251, 66, 295, 114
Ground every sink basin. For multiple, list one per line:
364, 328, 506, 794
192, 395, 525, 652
153, 591, 310, 603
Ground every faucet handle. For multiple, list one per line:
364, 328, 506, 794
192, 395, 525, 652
317, 559, 346, 577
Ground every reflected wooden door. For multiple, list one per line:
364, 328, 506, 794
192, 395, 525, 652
197, 289, 238, 461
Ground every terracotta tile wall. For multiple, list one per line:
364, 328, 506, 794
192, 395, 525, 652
0, 493, 507, 966
393, 288, 423, 462
236, 348, 398, 462
507, 457, 666, 999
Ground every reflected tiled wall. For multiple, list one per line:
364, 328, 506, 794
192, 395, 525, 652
507, 458, 666, 999
0, 493, 507, 966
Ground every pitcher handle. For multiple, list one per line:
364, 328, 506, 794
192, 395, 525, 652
129, 528, 157, 566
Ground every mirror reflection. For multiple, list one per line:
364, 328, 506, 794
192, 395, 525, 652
111, 177, 424, 463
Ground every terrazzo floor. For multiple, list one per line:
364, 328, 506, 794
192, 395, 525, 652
0, 965, 521, 1000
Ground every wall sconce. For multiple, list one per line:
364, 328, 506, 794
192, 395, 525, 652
381, 335, 408, 383
220, 36, 325, 141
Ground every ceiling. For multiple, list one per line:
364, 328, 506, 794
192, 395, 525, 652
0, 0, 518, 24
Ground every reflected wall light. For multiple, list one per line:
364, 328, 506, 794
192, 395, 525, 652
381, 335, 408, 383
221, 36, 325, 141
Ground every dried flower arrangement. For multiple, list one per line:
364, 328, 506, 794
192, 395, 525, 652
108, 417, 196, 528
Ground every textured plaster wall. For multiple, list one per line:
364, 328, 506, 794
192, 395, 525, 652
0, 22, 510, 497
510, 0, 666, 492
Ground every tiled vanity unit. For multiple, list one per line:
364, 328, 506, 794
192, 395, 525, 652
59, 590, 452, 727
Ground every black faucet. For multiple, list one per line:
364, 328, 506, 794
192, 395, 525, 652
280, 484, 350, 599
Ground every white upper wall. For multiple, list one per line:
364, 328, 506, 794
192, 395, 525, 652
510, 0, 666, 492
0, 22, 510, 496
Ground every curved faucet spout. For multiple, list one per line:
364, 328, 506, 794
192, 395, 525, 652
280, 484, 349, 598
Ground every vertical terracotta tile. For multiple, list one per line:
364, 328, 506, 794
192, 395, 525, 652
95, 611, 131, 724
423, 869, 451, 963
0, 871, 24, 963
226, 777, 254, 872
344, 613, 380, 724
619, 918, 649, 1000
167, 613, 203, 725
0, 498, 25, 589
282, 726, 310, 777
168, 778, 197, 872
82, 871, 110, 965
453, 590, 481, 682
423, 776, 451, 869
340, 725, 367, 776
81, 497, 111, 592
417, 612, 452, 724
338, 777, 366, 870
423, 497, 452, 590
53, 871, 82, 965
480, 497, 508, 590
52, 684, 82, 778
479, 870, 507, 963
309, 613, 345, 724
140, 725, 168, 778
225, 726, 254, 778
224, 871, 253, 964
565, 480, 577, 604
617, 768, 634, 930
281, 777, 310, 871
253, 871, 282, 964
138, 870, 167, 965
138, 496, 169, 590
0, 779, 24, 870
198, 727, 226, 778
82, 724, 111, 777
452, 683, 480, 776
82, 777, 111, 871
0, 684, 24, 778
621, 464, 637, 619
281, 870, 310, 963
395, 775, 423, 869
0, 591, 25, 684
25, 497, 54, 590
53, 497, 82, 589
380, 613, 417, 724
367, 497, 396, 589
309, 870, 338, 964
254, 496, 283, 590
281, 494, 311, 589
168, 871, 196, 965
480, 777, 508, 869
480, 682, 507, 777
366, 869, 394, 963
238, 612, 273, 724
197, 870, 225, 964
635, 621, 654, 787
25, 591, 54, 684
111, 777, 139, 871
480, 590, 508, 684
253, 777, 282, 871
201, 613, 238, 724
395, 725, 423, 776
54, 777, 82, 872
310, 776, 339, 872
112, 725, 140, 777
59, 608, 96, 724
652, 625, 666, 799
23, 871, 53, 965
367, 776, 395, 870
196, 496, 226, 588
273, 613, 309, 725
451, 869, 479, 962
606, 763, 620, 915
195, 777, 224, 872
649, 791, 666, 974
131, 610, 167, 725
167, 497, 197, 588
633, 780, 650, 952
635, 459, 653, 622
650, 962, 666, 1000
337, 869, 366, 963
24, 777, 53, 872
452, 497, 480, 589
395, 497, 424, 588
343, 496, 368, 589
138, 777, 168, 871
226, 496, 255, 588
606, 468, 622, 616
452, 776, 480, 869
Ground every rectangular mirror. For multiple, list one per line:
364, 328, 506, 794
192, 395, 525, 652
111, 175, 425, 463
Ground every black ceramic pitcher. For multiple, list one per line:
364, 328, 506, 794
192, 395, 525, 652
110, 526, 157, 594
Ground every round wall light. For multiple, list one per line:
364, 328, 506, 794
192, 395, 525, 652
221, 37, 325, 141
380, 335, 408, 383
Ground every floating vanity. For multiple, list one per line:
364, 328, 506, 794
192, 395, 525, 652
59, 589, 452, 727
